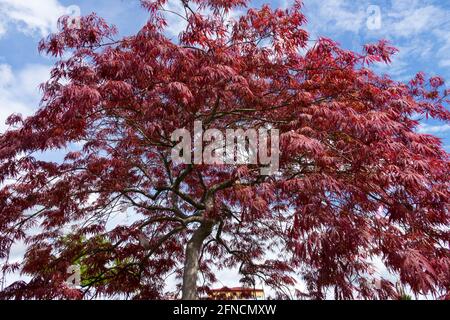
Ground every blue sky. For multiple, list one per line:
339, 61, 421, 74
0, 0, 448, 295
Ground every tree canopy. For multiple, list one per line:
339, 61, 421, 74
0, 0, 449, 300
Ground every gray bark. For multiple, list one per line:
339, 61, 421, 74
181, 220, 215, 300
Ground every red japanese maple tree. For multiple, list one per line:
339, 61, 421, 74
0, 0, 449, 300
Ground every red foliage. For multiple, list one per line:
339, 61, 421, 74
0, 0, 449, 300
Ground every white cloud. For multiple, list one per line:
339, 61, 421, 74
303, 0, 368, 37
386, 5, 444, 38
279, 0, 293, 10
161, 0, 188, 38
0, 63, 51, 133
0, 0, 69, 38
433, 29, 450, 70
418, 123, 450, 134
0, 21, 5, 37
439, 59, 450, 68
0, 63, 13, 85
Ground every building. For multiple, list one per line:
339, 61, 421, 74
207, 287, 265, 300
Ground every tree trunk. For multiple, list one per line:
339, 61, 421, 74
182, 220, 215, 300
